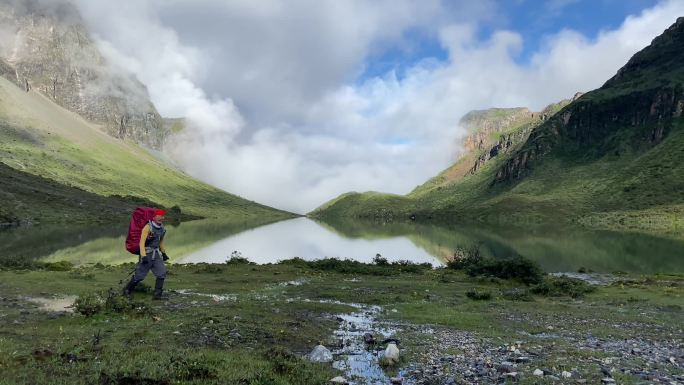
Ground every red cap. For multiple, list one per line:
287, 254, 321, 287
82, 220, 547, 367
154, 209, 166, 216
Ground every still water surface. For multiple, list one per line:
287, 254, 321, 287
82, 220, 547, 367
1, 217, 682, 273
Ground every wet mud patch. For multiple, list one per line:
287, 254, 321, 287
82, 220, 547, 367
25, 295, 77, 313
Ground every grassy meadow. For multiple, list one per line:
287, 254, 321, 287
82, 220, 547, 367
0, 258, 681, 385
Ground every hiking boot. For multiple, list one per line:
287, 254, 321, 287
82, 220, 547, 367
122, 278, 139, 299
152, 278, 168, 300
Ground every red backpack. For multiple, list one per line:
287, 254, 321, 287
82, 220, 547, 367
125, 207, 156, 254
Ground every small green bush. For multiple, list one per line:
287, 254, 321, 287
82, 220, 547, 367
373, 254, 389, 266
466, 289, 492, 301
447, 248, 543, 285
74, 293, 104, 317
502, 288, 534, 301
225, 251, 255, 265
104, 290, 130, 313
531, 276, 596, 298
43, 261, 74, 271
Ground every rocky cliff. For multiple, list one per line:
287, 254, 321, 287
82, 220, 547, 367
0, 0, 167, 149
466, 100, 572, 176
412, 100, 572, 196
460, 108, 535, 153
495, 17, 684, 183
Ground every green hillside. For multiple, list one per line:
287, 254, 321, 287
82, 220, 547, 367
312, 18, 684, 234
0, 76, 294, 225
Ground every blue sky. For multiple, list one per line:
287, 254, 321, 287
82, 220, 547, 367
361, 0, 661, 81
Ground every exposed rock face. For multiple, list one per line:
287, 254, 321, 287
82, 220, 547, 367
467, 125, 535, 176
495, 18, 684, 184
0, 0, 167, 149
460, 108, 535, 153
460, 101, 570, 177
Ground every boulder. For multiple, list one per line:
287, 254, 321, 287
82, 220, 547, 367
384, 343, 400, 365
308, 345, 333, 363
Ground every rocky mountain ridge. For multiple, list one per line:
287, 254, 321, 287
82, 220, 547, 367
463, 99, 574, 178
412, 98, 574, 196
495, 17, 684, 183
0, 0, 167, 149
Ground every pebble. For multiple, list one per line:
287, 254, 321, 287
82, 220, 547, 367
533, 369, 544, 376
562, 371, 572, 378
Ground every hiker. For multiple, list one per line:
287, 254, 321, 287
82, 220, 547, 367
123, 209, 170, 300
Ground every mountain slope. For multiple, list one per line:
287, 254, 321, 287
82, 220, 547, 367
312, 18, 684, 233
0, 75, 293, 225
0, 0, 166, 149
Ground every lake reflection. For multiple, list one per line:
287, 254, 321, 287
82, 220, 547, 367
2, 216, 682, 273
178, 217, 439, 265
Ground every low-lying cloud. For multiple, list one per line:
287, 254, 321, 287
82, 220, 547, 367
73, 0, 684, 213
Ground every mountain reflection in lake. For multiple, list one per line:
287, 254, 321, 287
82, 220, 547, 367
178, 217, 438, 265
2, 217, 682, 273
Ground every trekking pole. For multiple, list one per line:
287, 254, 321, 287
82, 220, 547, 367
118, 265, 137, 291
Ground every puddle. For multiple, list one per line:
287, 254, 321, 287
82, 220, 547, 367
26, 295, 77, 312
329, 304, 412, 385
175, 289, 237, 302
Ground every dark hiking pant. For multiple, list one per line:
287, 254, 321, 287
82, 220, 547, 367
133, 254, 167, 282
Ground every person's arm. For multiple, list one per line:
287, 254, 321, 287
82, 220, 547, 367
160, 238, 166, 253
139, 224, 150, 256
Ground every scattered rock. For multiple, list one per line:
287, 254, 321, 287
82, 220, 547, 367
309, 344, 333, 363
390, 377, 403, 384
601, 378, 616, 384
533, 369, 544, 376
329, 376, 348, 384
384, 342, 400, 365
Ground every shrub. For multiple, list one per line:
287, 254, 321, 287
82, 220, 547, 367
43, 261, 74, 271
225, 251, 254, 265
501, 288, 534, 302
104, 290, 130, 313
447, 248, 543, 285
278, 257, 309, 267
373, 254, 389, 266
278, 257, 431, 276
531, 276, 596, 298
74, 293, 104, 317
466, 289, 492, 301
446, 245, 482, 270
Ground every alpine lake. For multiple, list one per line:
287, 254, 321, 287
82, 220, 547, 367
1, 216, 682, 273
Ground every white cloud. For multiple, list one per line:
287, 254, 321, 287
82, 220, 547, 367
73, 0, 684, 213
